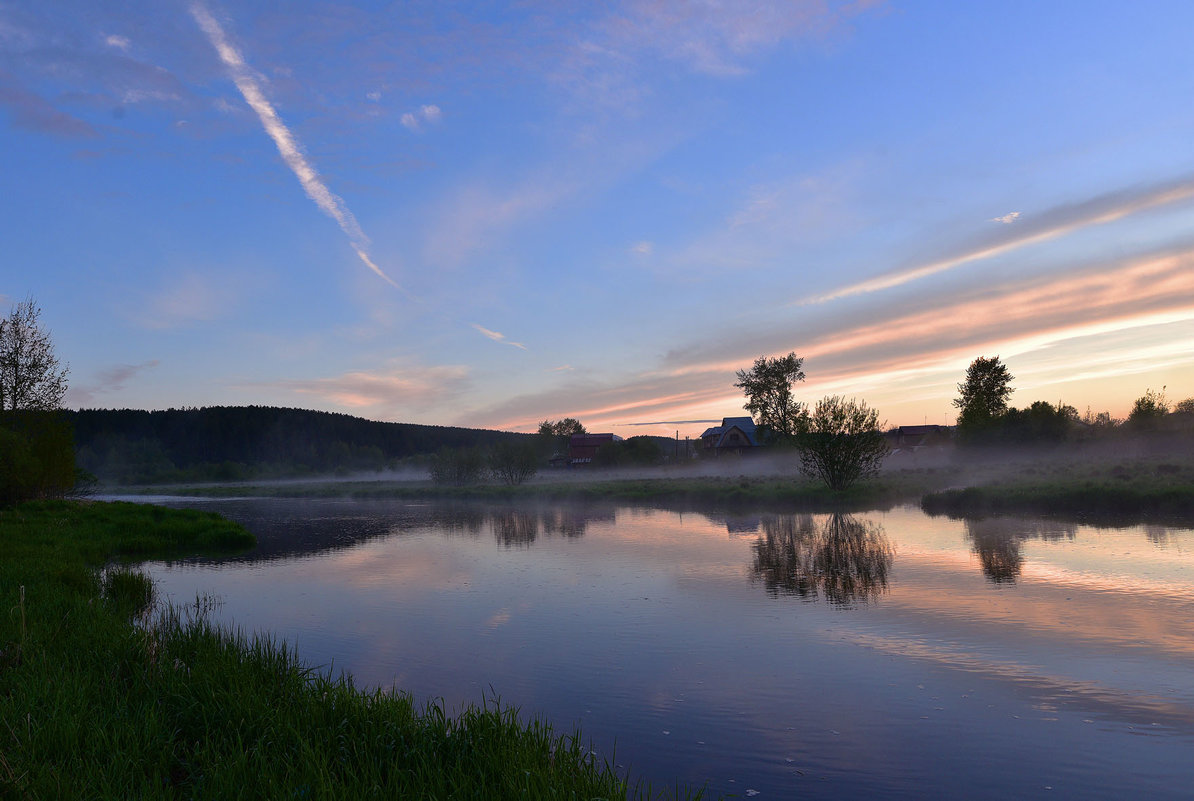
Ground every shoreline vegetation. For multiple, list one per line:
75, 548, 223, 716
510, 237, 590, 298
0, 501, 700, 800
116, 455, 1194, 525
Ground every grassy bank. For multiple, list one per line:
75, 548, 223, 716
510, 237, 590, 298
921, 458, 1194, 521
0, 501, 693, 800
124, 469, 955, 513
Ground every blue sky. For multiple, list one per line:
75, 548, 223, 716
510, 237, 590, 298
3, 0, 1194, 436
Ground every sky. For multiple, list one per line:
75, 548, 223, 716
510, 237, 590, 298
3, 0, 1194, 437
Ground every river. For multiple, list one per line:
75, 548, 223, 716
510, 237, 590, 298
132, 497, 1194, 800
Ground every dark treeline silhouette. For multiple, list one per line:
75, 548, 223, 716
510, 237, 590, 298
68, 406, 536, 484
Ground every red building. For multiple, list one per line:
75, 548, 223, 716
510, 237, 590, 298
568, 433, 622, 465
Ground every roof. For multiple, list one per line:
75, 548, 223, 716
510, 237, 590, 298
714, 417, 759, 448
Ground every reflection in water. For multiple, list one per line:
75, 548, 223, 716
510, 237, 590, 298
750, 513, 894, 606
963, 518, 1077, 584
489, 506, 614, 548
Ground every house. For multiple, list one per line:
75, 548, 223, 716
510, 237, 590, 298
699, 416, 760, 456
568, 433, 622, 465
885, 424, 953, 454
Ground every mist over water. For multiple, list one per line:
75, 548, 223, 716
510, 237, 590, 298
137, 496, 1194, 800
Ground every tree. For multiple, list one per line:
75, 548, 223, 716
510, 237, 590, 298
537, 418, 585, 458
488, 440, 539, 485
798, 396, 889, 491
0, 297, 69, 411
428, 446, 484, 486
1128, 387, 1169, 426
953, 356, 1013, 440
734, 352, 808, 444
1174, 398, 1194, 415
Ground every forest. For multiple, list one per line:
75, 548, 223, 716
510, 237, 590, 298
68, 406, 536, 484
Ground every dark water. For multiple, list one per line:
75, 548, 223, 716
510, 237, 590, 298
137, 497, 1194, 800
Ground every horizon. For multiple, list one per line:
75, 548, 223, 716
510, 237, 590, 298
4, 1, 1193, 439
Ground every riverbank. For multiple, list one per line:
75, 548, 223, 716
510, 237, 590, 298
112, 454, 1194, 522
921, 457, 1194, 521
0, 500, 694, 799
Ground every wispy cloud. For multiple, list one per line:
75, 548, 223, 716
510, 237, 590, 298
990, 211, 1020, 224
400, 103, 441, 131
189, 2, 401, 290
548, 364, 574, 372
0, 79, 98, 138
472, 242, 1194, 431
472, 324, 527, 351
104, 34, 131, 51
66, 360, 160, 407
266, 364, 469, 413
802, 176, 1194, 304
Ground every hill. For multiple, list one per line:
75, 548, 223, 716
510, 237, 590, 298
68, 406, 533, 484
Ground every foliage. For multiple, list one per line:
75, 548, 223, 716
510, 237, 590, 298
1129, 387, 1169, 426
488, 440, 540, 485
798, 396, 889, 491
1174, 398, 1194, 415
69, 407, 535, 484
998, 401, 1077, 444
537, 417, 585, 458
0, 411, 76, 506
0, 297, 69, 411
953, 356, 1014, 441
591, 436, 664, 468
734, 352, 808, 444
429, 446, 485, 486
0, 501, 660, 800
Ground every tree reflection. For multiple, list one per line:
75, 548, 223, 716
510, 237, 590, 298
750, 513, 894, 606
486, 506, 614, 548
963, 518, 1076, 584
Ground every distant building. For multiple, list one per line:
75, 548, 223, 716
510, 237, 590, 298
699, 416, 761, 456
568, 433, 622, 465
885, 424, 953, 454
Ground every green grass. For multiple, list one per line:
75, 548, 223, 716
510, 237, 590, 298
129, 469, 954, 513
0, 500, 702, 800
921, 458, 1194, 521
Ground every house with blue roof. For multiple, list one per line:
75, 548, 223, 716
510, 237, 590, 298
699, 416, 761, 456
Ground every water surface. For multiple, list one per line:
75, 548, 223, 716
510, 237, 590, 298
140, 498, 1194, 799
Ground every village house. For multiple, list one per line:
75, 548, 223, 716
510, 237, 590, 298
699, 417, 761, 456
567, 433, 622, 465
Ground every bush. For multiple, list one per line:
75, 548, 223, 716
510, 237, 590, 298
488, 441, 539, 485
798, 396, 889, 491
429, 446, 485, 486
0, 410, 75, 506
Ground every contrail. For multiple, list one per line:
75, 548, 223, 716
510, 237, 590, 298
472, 324, 527, 350
190, 2, 401, 290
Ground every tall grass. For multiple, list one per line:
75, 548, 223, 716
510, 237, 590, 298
0, 501, 698, 799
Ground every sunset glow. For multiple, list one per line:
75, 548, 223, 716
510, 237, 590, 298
4, 1, 1192, 435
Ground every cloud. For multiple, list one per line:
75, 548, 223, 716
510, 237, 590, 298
104, 34, 131, 51
990, 211, 1020, 224
548, 365, 574, 372
472, 324, 528, 351
366, 90, 381, 102
803, 175, 1194, 304
400, 103, 442, 131
189, 2, 401, 290
630, 241, 653, 255
0, 80, 98, 138
470, 242, 1194, 431
266, 364, 469, 413
66, 360, 160, 407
